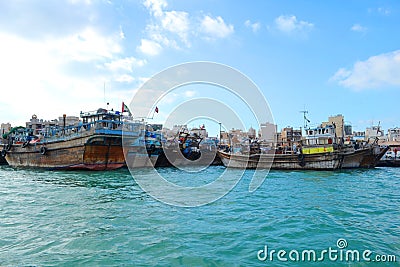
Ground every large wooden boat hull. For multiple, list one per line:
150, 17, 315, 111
218, 144, 388, 170
218, 151, 342, 170
358, 146, 389, 168
0, 154, 7, 165
0, 150, 8, 165
4, 133, 127, 170
377, 159, 400, 167
341, 147, 375, 168
155, 148, 219, 168
124, 149, 158, 168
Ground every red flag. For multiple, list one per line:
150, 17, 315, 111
155, 106, 159, 113
121, 102, 131, 115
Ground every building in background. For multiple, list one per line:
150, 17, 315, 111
1, 123, 11, 136
248, 127, 256, 139
387, 128, 400, 142
344, 124, 352, 136
258, 122, 277, 143
365, 126, 384, 141
279, 127, 302, 145
26, 114, 80, 135
322, 114, 345, 138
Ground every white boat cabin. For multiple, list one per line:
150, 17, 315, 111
304, 125, 336, 146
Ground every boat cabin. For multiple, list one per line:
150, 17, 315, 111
304, 125, 336, 146
80, 108, 122, 130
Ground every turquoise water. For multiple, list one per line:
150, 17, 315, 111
0, 166, 399, 266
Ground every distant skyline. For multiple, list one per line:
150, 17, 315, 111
1, 0, 400, 136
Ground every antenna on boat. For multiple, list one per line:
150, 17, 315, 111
300, 110, 310, 129
376, 121, 381, 135
103, 82, 106, 105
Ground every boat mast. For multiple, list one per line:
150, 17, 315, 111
299, 110, 310, 130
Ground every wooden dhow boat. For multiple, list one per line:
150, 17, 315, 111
1, 109, 158, 170
218, 124, 387, 170
218, 148, 343, 170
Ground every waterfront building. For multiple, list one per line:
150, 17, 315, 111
322, 114, 345, 138
280, 127, 302, 145
353, 131, 366, 141
365, 126, 384, 140
344, 124, 352, 136
387, 127, 400, 142
190, 125, 208, 138
26, 114, 80, 135
258, 122, 277, 144
1, 123, 11, 136
248, 127, 256, 139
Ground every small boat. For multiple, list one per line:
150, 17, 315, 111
376, 148, 400, 167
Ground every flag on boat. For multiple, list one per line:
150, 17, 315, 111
155, 106, 159, 113
122, 102, 132, 116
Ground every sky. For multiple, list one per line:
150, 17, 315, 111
0, 0, 399, 136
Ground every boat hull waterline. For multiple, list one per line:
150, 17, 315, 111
4, 133, 127, 170
218, 146, 387, 170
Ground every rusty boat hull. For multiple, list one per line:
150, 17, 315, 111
4, 132, 126, 170
218, 145, 388, 170
340, 146, 387, 169
218, 151, 343, 170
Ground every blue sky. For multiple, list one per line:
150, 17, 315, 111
0, 0, 399, 136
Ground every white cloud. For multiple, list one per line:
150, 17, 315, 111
162, 11, 190, 45
274, 15, 313, 35
142, 0, 191, 52
331, 50, 400, 90
0, 29, 127, 125
115, 74, 135, 83
56, 27, 122, 61
245, 20, 261, 33
141, 1, 234, 52
104, 57, 147, 72
377, 7, 391, 15
184, 90, 196, 98
143, 0, 167, 17
200, 15, 234, 39
68, 0, 92, 5
157, 90, 196, 105
149, 31, 179, 50
119, 25, 125, 39
369, 7, 391, 16
351, 24, 367, 33
137, 38, 162, 56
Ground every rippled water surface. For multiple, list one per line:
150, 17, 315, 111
0, 166, 399, 266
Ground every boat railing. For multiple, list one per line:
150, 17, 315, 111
8, 119, 144, 144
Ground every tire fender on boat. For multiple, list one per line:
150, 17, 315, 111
40, 146, 47, 155
1, 149, 6, 157
150, 144, 156, 152
5, 143, 11, 151
22, 141, 29, 148
298, 153, 306, 167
